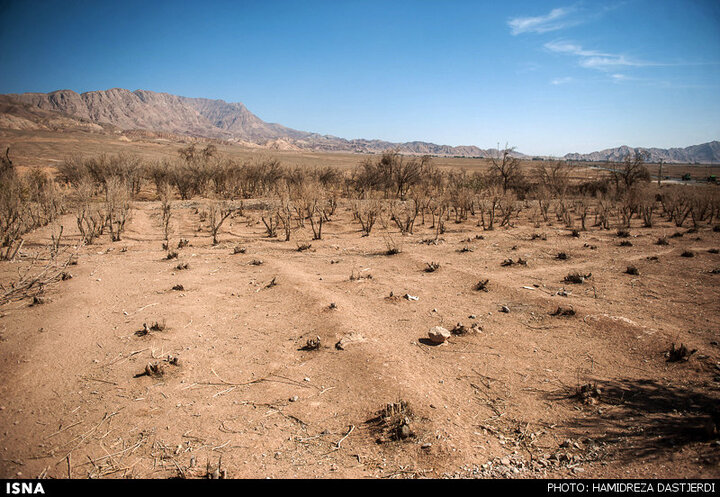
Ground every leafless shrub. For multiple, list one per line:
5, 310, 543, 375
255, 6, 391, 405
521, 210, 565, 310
489, 145, 523, 193
374, 401, 414, 442
352, 198, 383, 236
158, 182, 174, 249
261, 201, 279, 238
301, 335, 321, 351
666, 343, 696, 362
208, 199, 235, 245
611, 150, 650, 191
616, 228, 630, 238
424, 262, 440, 272
660, 186, 693, 227
382, 231, 402, 255
104, 176, 132, 242
474, 279, 489, 292
389, 199, 418, 234
75, 180, 107, 245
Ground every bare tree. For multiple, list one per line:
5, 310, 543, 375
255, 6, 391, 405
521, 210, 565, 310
489, 144, 522, 193
612, 150, 650, 191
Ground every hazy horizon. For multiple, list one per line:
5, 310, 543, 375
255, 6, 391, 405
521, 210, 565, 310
1, 0, 719, 155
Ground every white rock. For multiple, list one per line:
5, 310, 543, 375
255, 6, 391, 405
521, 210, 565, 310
428, 326, 451, 344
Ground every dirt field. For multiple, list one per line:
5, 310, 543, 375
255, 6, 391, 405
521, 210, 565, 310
1, 179, 719, 478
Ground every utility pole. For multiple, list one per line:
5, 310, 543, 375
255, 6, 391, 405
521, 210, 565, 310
658, 160, 663, 186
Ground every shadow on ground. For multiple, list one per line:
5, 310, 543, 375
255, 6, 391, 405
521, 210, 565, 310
547, 378, 720, 465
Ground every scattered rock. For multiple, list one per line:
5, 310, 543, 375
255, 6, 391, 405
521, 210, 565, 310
428, 326, 451, 344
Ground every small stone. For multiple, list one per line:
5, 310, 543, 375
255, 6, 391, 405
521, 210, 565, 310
500, 305, 510, 313
428, 326, 451, 344
289, 396, 298, 402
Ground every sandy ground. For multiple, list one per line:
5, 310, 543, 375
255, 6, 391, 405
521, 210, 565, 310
0, 198, 719, 479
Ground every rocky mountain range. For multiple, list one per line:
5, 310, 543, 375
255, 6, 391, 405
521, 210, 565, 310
563, 142, 720, 164
1, 88, 718, 163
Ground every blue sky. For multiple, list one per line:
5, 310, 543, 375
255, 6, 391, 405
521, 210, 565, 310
0, 0, 718, 156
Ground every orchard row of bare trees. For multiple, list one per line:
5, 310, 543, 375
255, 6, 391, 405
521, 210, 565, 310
0, 150, 64, 260
2, 146, 719, 258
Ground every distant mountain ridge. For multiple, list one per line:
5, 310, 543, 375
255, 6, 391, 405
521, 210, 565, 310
1, 88, 718, 163
563, 142, 720, 164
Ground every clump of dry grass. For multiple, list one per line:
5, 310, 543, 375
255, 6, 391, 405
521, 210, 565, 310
374, 401, 414, 442
564, 272, 591, 284
300, 335, 321, 351
474, 279, 489, 292
501, 257, 527, 266
424, 262, 440, 273
625, 265, 639, 275
619, 240, 633, 247
574, 382, 601, 405
656, 236, 669, 246
666, 343, 696, 362
451, 322, 469, 335
134, 320, 166, 337
681, 250, 694, 258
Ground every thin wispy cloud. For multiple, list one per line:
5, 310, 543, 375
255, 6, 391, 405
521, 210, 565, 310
508, 7, 579, 35
551, 76, 574, 85
545, 40, 653, 70
508, 3, 624, 36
